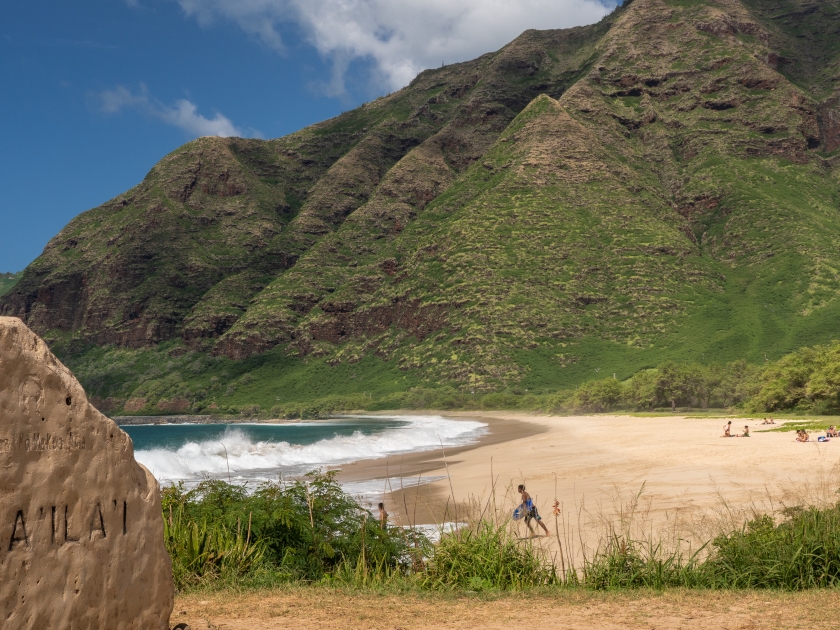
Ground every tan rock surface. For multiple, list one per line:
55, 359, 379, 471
0, 317, 174, 629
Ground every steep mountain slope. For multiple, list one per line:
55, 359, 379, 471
2, 22, 612, 350
3, 0, 840, 412
0, 273, 21, 297
213, 0, 840, 382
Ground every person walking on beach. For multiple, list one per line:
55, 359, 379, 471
378, 502, 388, 528
518, 484, 549, 537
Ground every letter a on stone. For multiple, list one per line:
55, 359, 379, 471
0, 318, 174, 629
8, 511, 29, 550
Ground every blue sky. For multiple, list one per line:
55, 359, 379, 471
0, 0, 616, 272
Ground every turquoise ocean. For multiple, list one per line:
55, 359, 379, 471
123, 415, 487, 491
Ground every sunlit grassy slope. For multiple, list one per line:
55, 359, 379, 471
0, 273, 21, 297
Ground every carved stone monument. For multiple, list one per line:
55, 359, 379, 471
0, 317, 174, 628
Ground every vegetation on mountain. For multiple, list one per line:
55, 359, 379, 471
0, 272, 21, 297
3, 0, 840, 413
50, 336, 840, 417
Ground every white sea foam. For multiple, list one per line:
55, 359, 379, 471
135, 415, 486, 485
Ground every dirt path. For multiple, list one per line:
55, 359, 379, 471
173, 588, 831, 629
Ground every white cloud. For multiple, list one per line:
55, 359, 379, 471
98, 84, 251, 138
176, 0, 615, 92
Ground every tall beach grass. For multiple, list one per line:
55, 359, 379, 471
162, 465, 840, 593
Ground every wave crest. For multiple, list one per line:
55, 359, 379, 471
135, 415, 486, 483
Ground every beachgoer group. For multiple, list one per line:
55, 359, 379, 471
721, 421, 750, 437
724, 419, 834, 443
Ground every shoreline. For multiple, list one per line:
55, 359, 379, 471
334, 412, 546, 523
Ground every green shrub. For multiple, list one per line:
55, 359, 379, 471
161, 471, 417, 588
422, 521, 557, 590
584, 535, 705, 590
164, 506, 266, 589
706, 507, 840, 589
583, 504, 840, 591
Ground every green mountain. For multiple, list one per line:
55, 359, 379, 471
3, 0, 840, 414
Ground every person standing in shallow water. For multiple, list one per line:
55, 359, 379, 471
518, 484, 550, 537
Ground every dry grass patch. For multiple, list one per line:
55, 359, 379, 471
173, 587, 834, 629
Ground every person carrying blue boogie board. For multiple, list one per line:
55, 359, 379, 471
515, 484, 550, 537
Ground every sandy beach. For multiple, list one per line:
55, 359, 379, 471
172, 413, 840, 630
340, 413, 840, 544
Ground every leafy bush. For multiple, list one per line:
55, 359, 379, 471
706, 507, 840, 589
584, 504, 840, 591
422, 521, 557, 590
164, 507, 266, 589
584, 536, 705, 590
161, 471, 417, 589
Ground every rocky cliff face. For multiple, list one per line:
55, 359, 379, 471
3, 0, 840, 392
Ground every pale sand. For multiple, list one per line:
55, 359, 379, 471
341, 413, 839, 540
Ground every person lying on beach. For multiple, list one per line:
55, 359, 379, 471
378, 502, 388, 528
796, 430, 810, 442
723, 421, 732, 437
518, 484, 550, 537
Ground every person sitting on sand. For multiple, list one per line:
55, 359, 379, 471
378, 502, 388, 528
723, 421, 732, 437
518, 484, 550, 537
828, 426, 838, 438
796, 430, 810, 443
769, 417, 775, 425
762, 418, 772, 425
738, 426, 750, 437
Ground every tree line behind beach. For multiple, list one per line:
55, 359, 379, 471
255, 339, 840, 418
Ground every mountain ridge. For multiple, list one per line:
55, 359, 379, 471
3, 0, 840, 412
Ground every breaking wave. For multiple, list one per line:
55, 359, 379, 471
134, 415, 487, 485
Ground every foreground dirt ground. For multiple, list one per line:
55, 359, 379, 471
174, 588, 833, 629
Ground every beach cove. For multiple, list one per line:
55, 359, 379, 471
124, 410, 839, 543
